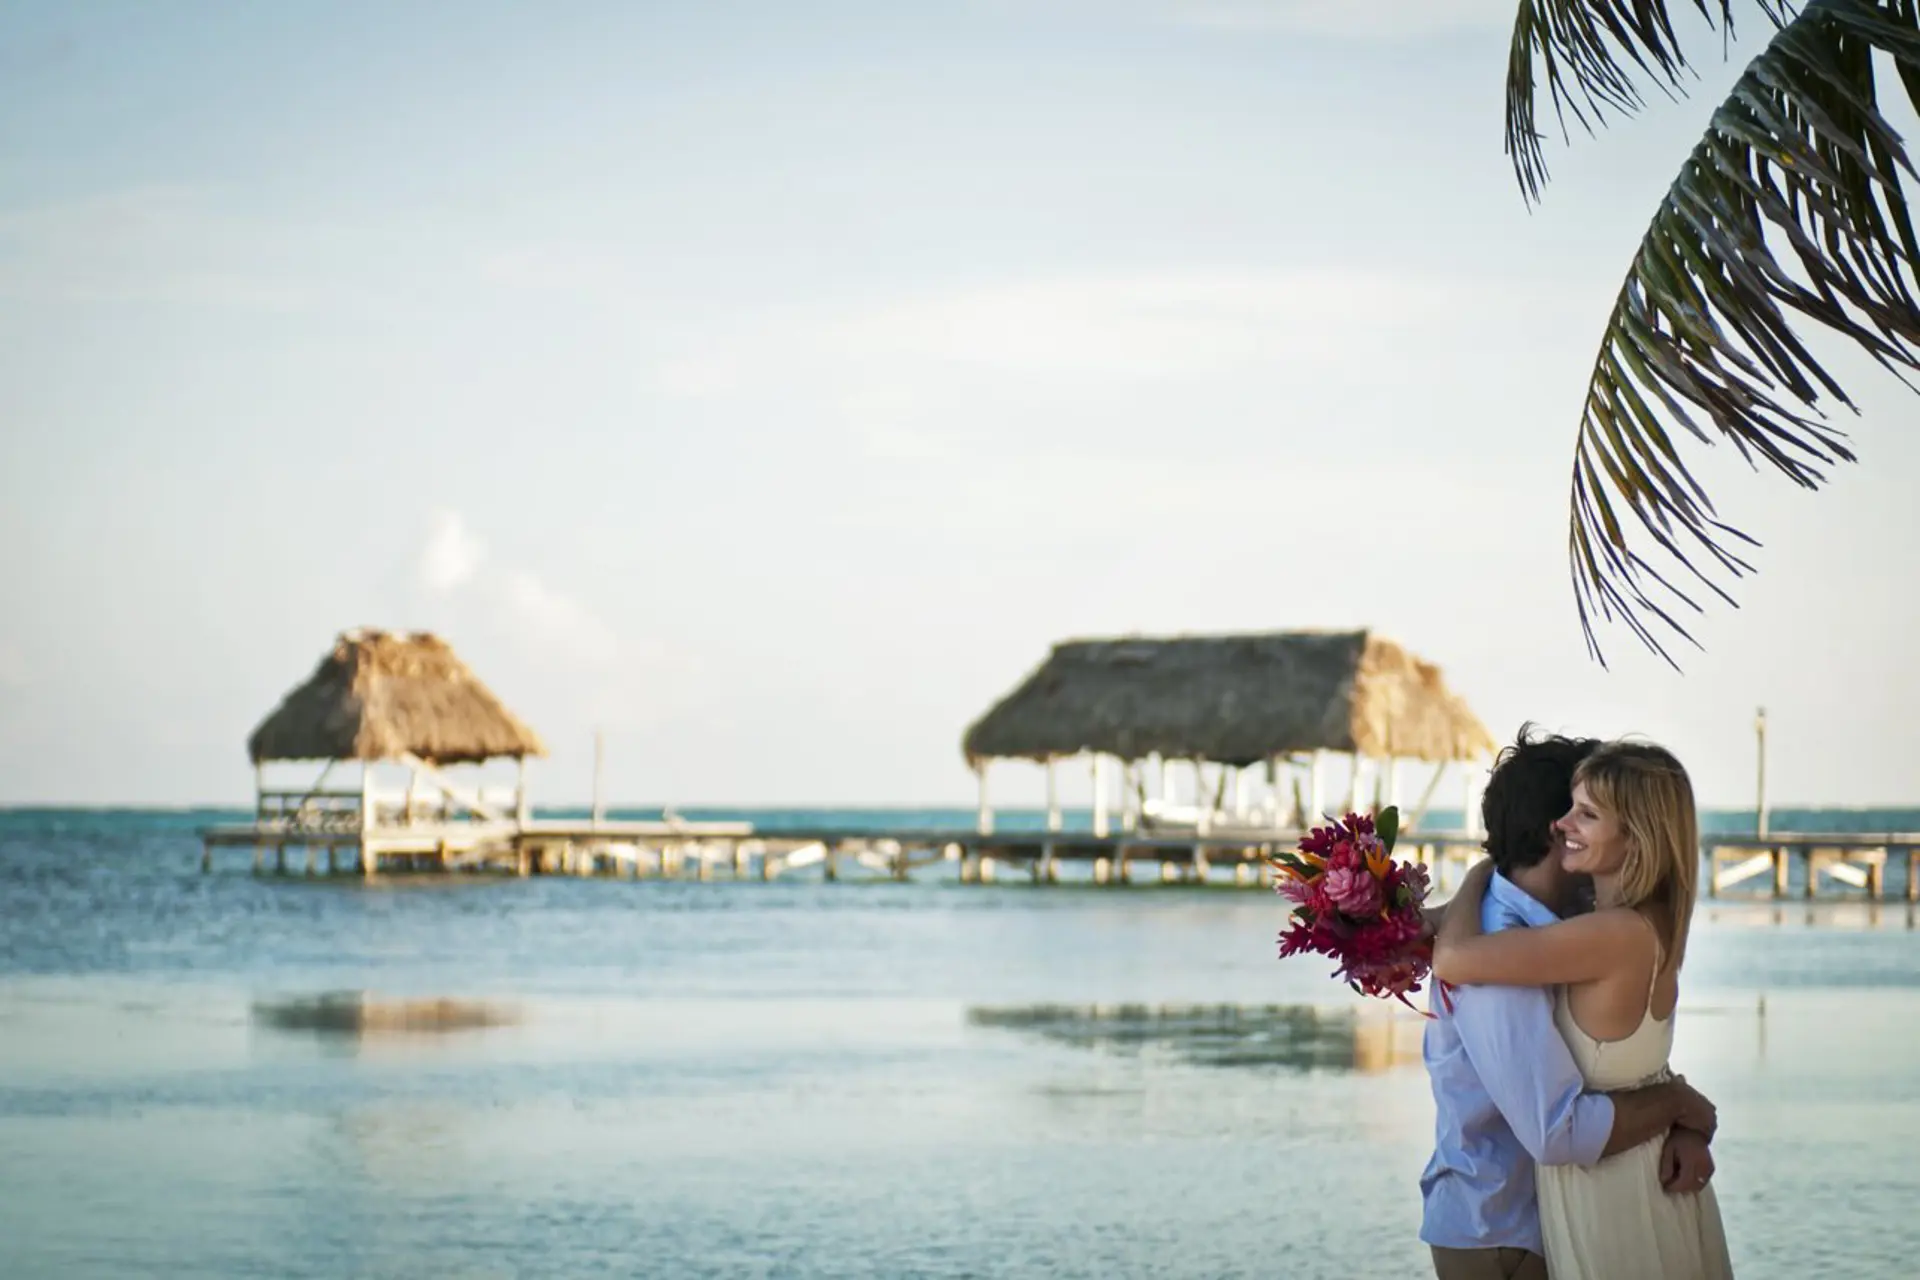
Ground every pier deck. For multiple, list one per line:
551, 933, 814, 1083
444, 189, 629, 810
197, 820, 1920, 898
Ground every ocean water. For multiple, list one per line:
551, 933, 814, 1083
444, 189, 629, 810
3, 810, 1918, 1279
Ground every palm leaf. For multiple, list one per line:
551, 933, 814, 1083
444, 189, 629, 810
1569, 0, 1920, 665
1507, 1, 1792, 202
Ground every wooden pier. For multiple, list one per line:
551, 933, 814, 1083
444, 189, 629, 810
200, 816, 1920, 899
215, 628, 1920, 900
198, 815, 1497, 885
1704, 834, 1920, 901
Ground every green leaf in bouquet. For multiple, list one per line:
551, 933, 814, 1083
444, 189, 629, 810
1377, 805, 1400, 853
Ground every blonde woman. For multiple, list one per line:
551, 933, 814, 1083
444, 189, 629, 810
1434, 741, 1734, 1280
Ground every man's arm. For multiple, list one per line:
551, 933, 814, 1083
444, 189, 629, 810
1451, 984, 1717, 1166
1600, 1075, 1716, 1158
1451, 983, 1615, 1167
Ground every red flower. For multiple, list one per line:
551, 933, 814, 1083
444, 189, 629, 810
1275, 808, 1436, 1013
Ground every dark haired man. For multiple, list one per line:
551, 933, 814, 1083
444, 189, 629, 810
1418, 726, 1717, 1280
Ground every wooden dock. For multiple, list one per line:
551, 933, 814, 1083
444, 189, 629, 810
197, 818, 1920, 898
1703, 834, 1920, 901
199, 813, 1491, 886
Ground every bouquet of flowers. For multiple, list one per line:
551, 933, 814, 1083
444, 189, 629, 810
1272, 805, 1440, 1013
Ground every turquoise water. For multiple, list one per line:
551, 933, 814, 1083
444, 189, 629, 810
3, 810, 1918, 1278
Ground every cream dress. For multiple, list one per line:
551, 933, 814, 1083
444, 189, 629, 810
1537, 975, 1735, 1280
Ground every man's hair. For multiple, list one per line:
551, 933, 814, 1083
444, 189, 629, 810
1481, 723, 1602, 874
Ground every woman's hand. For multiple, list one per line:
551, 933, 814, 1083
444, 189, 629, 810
1435, 858, 1495, 951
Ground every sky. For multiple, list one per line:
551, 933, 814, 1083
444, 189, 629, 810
1, 0, 1915, 809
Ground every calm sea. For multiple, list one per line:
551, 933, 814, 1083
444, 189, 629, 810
3, 808, 1918, 1279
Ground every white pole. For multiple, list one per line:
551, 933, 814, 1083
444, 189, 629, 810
1189, 759, 1208, 836
516, 756, 531, 829
976, 762, 993, 836
1463, 766, 1481, 838
592, 728, 606, 830
1045, 757, 1062, 833
1309, 750, 1325, 822
1091, 755, 1110, 837
1755, 707, 1769, 838
360, 760, 377, 878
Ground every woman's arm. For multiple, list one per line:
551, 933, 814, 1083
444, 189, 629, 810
1432, 858, 1496, 947
1433, 906, 1651, 988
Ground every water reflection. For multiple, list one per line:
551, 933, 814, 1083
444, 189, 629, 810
967, 1003, 1423, 1074
1700, 901, 1919, 931
252, 992, 519, 1038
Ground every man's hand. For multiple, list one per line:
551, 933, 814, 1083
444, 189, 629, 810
1659, 1127, 1714, 1194
1669, 1075, 1717, 1140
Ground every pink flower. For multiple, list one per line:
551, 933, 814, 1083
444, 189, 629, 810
1275, 807, 1439, 1014
1323, 862, 1382, 917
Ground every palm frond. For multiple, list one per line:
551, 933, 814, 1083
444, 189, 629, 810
1507, 1, 1794, 201
1571, 0, 1920, 666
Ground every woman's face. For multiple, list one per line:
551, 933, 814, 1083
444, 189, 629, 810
1556, 780, 1629, 877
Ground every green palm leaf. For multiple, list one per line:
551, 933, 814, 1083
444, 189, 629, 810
1565, 0, 1920, 665
1507, 1, 1773, 202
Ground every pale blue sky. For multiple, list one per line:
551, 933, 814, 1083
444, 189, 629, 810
2, 1, 1914, 807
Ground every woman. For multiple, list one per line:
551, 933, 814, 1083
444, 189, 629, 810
1433, 740, 1734, 1280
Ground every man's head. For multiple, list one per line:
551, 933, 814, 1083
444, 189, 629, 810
1481, 723, 1601, 881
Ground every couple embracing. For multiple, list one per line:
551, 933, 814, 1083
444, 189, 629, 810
1419, 727, 1735, 1280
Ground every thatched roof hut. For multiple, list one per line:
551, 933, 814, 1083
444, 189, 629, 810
248, 629, 547, 765
962, 629, 1493, 767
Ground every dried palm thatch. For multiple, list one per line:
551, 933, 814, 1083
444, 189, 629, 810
963, 631, 1494, 767
247, 629, 547, 765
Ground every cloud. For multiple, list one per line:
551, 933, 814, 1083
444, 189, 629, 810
1169, 0, 1509, 35
0, 644, 26, 690
0, 186, 333, 310
642, 265, 1500, 420
502, 571, 620, 667
476, 244, 623, 293
654, 354, 747, 400
416, 510, 621, 669
821, 268, 1464, 379
992, 0, 1511, 37
420, 509, 487, 593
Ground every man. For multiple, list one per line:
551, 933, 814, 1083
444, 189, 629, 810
1419, 726, 1716, 1280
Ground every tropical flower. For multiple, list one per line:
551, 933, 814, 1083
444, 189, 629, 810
1323, 862, 1383, 917
1272, 806, 1440, 1013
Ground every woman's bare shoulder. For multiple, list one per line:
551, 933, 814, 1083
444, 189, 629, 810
1579, 906, 1663, 963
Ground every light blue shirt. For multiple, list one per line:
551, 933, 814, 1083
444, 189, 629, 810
1419, 872, 1616, 1253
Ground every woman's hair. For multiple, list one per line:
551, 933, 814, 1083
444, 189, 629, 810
1573, 740, 1698, 967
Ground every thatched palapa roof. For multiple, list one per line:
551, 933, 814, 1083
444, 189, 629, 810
963, 630, 1493, 767
248, 629, 547, 765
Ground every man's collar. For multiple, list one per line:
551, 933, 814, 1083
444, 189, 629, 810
1487, 870, 1563, 928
